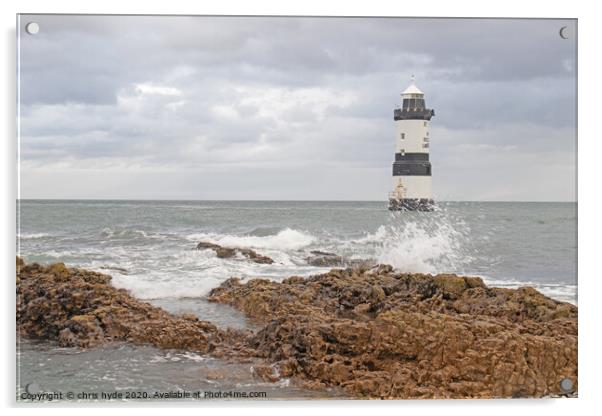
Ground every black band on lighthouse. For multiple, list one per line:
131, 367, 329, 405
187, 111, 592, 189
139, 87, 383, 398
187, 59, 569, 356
395, 152, 429, 162
394, 108, 434, 121
392, 161, 432, 176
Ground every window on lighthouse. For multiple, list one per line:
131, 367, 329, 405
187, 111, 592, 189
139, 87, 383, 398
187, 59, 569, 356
400, 133, 405, 140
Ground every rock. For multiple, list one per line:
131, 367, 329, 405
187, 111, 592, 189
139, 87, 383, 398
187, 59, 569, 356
433, 274, 485, 300
99, 266, 129, 274
305, 250, 376, 269
196, 242, 222, 250
252, 364, 281, 382
306, 251, 344, 267
16, 258, 249, 357
16, 256, 578, 399
238, 248, 274, 264
215, 247, 237, 258
196, 241, 274, 264
47, 263, 70, 281
208, 266, 578, 399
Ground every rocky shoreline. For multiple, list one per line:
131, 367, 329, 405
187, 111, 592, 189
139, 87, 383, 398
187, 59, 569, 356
16, 257, 577, 399
16, 257, 254, 359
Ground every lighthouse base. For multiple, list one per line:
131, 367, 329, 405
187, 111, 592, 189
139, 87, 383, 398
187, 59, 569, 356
388, 198, 435, 212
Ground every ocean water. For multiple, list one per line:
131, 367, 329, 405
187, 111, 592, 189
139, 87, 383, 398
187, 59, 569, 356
16, 200, 577, 400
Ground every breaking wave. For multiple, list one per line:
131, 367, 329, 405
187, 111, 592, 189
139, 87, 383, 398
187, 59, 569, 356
18, 232, 51, 239
187, 228, 316, 251
110, 274, 223, 300
376, 221, 472, 274
100, 228, 152, 239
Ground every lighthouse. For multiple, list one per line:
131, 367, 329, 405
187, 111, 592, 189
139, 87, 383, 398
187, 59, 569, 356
388, 76, 435, 211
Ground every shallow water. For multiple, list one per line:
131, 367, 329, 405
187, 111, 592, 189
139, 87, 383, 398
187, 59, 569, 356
17, 339, 345, 402
148, 297, 258, 330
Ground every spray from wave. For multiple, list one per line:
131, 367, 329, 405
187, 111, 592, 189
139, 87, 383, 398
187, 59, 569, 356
353, 211, 475, 275
376, 223, 470, 274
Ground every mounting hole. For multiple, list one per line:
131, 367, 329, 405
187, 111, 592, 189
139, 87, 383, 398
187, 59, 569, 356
25, 382, 41, 394
25, 22, 40, 35
560, 377, 574, 392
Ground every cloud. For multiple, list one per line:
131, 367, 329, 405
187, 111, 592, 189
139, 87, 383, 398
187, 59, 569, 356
18, 15, 577, 200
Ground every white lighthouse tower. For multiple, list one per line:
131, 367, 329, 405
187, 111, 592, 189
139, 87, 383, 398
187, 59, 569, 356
389, 76, 435, 211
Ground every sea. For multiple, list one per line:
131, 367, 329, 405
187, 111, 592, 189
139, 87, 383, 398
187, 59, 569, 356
16, 200, 577, 401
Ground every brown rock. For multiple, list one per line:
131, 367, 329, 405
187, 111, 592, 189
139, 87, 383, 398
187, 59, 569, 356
252, 364, 281, 382
196, 242, 222, 250
215, 247, 237, 258
16, 259, 248, 356
239, 248, 274, 264
306, 251, 344, 267
196, 241, 274, 264
305, 250, 376, 269
208, 267, 578, 399
17, 257, 578, 399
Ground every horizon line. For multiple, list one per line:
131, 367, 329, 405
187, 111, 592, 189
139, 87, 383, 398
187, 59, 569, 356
16, 198, 578, 203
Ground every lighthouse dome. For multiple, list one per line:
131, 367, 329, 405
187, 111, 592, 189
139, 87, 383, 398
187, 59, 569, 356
402, 82, 423, 95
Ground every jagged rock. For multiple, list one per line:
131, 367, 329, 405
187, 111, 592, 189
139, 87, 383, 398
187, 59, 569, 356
208, 266, 578, 399
306, 250, 376, 269
16, 256, 578, 399
16, 257, 249, 355
196, 242, 222, 250
196, 241, 274, 264
251, 364, 281, 382
238, 248, 274, 264
306, 250, 344, 267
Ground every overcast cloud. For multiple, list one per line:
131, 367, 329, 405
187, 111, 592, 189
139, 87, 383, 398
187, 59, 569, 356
18, 15, 577, 201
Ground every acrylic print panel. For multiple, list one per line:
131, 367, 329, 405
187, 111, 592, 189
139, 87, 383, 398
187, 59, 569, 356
16, 14, 577, 402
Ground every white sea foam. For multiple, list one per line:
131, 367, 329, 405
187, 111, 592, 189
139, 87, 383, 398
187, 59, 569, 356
110, 273, 223, 300
149, 351, 208, 363
187, 228, 316, 251
100, 228, 151, 238
179, 352, 207, 362
479, 275, 577, 305
42, 248, 106, 258
18, 232, 51, 239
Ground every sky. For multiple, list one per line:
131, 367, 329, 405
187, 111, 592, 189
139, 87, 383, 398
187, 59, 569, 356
18, 15, 577, 201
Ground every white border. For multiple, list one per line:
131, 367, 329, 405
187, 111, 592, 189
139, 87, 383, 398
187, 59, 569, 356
3, 1, 601, 415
